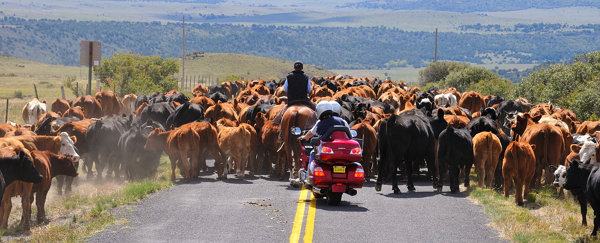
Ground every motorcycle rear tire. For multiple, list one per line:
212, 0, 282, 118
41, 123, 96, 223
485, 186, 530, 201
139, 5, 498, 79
326, 192, 343, 206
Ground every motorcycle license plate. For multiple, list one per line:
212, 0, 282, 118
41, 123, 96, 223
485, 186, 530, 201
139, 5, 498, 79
333, 166, 346, 174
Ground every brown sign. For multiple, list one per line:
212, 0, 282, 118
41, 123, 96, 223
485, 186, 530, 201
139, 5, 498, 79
80, 41, 101, 66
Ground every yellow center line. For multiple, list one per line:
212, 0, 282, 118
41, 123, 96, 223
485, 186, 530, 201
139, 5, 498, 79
290, 186, 309, 243
303, 193, 316, 243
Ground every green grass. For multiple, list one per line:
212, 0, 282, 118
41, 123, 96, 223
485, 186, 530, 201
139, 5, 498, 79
468, 182, 599, 242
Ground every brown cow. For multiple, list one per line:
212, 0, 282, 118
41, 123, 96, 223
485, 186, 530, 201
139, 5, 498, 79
189, 96, 216, 111
472, 132, 502, 188
35, 111, 61, 128
502, 141, 536, 206
51, 98, 71, 114
177, 122, 222, 175
135, 102, 149, 116
444, 114, 470, 129
512, 113, 565, 188
350, 118, 377, 180
0, 151, 78, 229
193, 84, 210, 97
4, 127, 36, 137
63, 106, 85, 120
95, 90, 121, 116
73, 95, 102, 119
458, 91, 486, 114
576, 121, 600, 135
54, 119, 96, 194
205, 101, 239, 124
144, 127, 200, 182
121, 93, 138, 118
215, 118, 254, 179
254, 113, 282, 175
0, 123, 17, 137
310, 86, 335, 101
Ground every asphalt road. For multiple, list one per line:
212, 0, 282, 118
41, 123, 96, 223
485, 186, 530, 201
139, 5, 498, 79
88, 161, 507, 243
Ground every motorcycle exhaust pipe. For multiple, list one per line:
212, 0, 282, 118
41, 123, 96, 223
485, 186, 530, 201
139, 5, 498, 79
312, 186, 328, 195
346, 188, 357, 196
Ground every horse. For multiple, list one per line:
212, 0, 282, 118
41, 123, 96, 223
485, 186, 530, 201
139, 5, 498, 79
279, 106, 317, 185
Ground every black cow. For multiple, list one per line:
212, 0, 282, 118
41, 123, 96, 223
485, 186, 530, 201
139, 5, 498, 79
376, 109, 436, 194
210, 85, 230, 99
466, 116, 499, 138
34, 116, 80, 136
416, 91, 435, 113
169, 93, 190, 105
563, 159, 600, 235
486, 95, 505, 107
85, 115, 131, 180
208, 92, 228, 103
149, 94, 170, 105
264, 80, 278, 94
0, 150, 43, 203
165, 102, 205, 129
493, 132, 512, 190
437, 125, 474, 193
139, 102, 176, 128
119, 120, 164, 180
244, 103, 274, 126
496, 100, 523, 135
134, 95, 150, 110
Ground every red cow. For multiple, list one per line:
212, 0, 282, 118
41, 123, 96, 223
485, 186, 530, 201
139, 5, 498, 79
121, 93, 138, 118
472, 131, 502, 188
459, 91, 486, 114
51, 98, 71, 114
503, 141, 536, 206
215, 118, 253, 180
95, 90, 121, 116
144, 127, 200, 182
73, 95, 102, 119
63, 106, 85, 120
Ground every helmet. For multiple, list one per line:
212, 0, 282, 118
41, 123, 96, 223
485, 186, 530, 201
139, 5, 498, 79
328, 101, 341, 117
316, 101, 333, 120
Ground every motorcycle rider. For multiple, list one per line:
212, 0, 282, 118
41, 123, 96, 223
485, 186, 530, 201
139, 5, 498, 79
301, 101, 350, 164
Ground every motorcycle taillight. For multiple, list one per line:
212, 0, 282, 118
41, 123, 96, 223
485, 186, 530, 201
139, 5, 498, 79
354, 167, 365, 178
321, 147, 334, 154
350, 147, 362, 155
313, 167, 325, 177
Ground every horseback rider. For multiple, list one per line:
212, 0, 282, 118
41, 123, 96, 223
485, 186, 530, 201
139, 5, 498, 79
272, 61, 315, 127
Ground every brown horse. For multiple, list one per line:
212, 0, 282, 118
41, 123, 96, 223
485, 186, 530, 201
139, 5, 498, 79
280, 106, 317, 184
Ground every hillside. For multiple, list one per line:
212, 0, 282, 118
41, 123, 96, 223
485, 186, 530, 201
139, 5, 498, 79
342, 0, 600, 12
179, 53, 335, 80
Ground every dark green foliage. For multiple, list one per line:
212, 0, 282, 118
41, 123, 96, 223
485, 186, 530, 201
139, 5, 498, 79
469, 78, 516, 99
515, 51, 600, 120
93, 53, 180, 96
1, 17, 599, 70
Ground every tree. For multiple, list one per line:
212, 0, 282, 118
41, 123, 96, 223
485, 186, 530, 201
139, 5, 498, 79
418, 61, 470, 86
62, 75, 85, 96
442, 66, 500, 92
93, 53, 180, 96
469, 78, 515, 99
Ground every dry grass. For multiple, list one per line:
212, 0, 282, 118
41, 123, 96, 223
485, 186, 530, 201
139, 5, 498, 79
0, 159, 173, 242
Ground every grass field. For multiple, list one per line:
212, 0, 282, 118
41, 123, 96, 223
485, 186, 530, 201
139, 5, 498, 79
2, 0, 600, 31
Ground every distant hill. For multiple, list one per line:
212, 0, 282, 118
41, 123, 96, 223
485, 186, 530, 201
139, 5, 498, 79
341, 0, 600, 12
180, 52, 336, 80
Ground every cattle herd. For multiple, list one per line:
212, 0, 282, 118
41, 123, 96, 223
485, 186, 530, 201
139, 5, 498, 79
3, 74, 600, 235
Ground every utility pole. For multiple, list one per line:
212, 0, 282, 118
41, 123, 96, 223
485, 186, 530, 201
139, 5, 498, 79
182, 15, 185, 83
434, 28, 438, 62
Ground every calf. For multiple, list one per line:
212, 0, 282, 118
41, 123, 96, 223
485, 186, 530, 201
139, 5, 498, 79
119, 121, 164, 180
350, 118, 377, 180
0, 151, 77, 229
472, 131, 502, 188
563, 159, 600, 235
215, 118, 254, 179
144, 127, 200, 182
502, 141, 536, 206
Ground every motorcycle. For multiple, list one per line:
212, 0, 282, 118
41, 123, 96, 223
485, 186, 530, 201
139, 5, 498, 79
292, 125, 365, 206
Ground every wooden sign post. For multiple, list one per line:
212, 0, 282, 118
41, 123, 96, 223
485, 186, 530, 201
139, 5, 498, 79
80, 41, 101, 95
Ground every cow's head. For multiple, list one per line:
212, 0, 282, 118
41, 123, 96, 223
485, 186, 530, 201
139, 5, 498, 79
58, 132, 80, 162
549, 165, 567, 187
579, 141, 598, 164
55, 153, 79, 177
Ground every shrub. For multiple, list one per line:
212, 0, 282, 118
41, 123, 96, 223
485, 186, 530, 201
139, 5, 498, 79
13, 90, 23, 99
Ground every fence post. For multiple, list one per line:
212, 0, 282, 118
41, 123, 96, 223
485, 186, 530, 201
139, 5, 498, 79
5, 98, 8, 123
33, 84, 39, 100
61, 86, 66, 100
76, 82, 79, 97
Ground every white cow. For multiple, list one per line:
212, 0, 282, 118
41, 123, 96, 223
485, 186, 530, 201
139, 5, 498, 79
434, 93, 457, 107
22, 98, 47, 125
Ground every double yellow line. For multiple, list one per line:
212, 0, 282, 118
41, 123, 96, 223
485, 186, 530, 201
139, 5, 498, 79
289, 186, 317, 243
